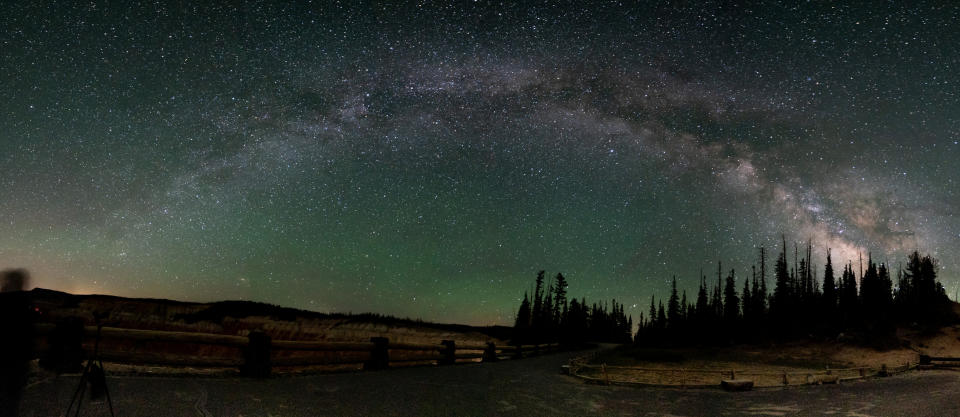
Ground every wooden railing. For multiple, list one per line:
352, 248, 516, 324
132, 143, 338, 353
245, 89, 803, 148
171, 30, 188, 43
32, 322, 561, 377
919, 354, 960, 367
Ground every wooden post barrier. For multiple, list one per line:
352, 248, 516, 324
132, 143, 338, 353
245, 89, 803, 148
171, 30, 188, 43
512, 344, 523, 359
240, 330, 271, 378
39, 317, 85, 373
439, 340, 456, 365
364, 337, 389, 371
482, 342, 498, 362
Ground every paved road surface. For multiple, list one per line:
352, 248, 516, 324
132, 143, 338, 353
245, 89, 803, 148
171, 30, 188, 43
19, 349, 960, 416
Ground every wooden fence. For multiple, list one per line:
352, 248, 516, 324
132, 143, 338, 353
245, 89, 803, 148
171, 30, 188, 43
31, 322, 561, 377
919, 355, 960, 368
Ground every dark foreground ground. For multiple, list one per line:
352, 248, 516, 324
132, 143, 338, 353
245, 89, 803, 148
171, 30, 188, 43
19, 348, 960, 417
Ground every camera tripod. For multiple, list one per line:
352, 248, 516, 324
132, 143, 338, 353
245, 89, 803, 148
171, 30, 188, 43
65, 312, 115, 417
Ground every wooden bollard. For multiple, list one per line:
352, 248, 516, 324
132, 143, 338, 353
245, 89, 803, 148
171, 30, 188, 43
439, 340, 456, 365
364, 337, 389, 371
512, 344, 523, 359
241, 330, 272, 378
40, 317, 85, 374
482, 342, 498, 362
879, 364, 888, 377
782, 372, 788, 385
859, 368, 865, 378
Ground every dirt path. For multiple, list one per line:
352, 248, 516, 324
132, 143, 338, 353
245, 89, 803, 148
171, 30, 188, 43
19, 349, 960, 416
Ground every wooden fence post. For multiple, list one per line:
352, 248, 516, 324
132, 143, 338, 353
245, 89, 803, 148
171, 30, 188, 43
364, 337, 389, 371
512, 344, 523, 359
40, 317, 85, 373
439, 340, 456, 365
241, 330, 271, 377
482, 342, 498, 362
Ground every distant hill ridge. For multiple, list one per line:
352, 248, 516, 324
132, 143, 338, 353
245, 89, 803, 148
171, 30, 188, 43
14, 288, 513, 341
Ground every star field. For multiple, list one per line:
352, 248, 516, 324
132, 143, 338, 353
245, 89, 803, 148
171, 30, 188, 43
1, 2, 958, 325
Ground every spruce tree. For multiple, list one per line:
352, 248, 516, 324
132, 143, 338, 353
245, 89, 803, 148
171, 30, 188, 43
695, 274, 709, 324
741, 271, 752, 323
877, 262, 893, 309
839, 263, 859, 325
656, 301, 667, 330
531, 270, 545, 333
648, 295, 657, 331
515, 293, 531, 330
712, 261, 723, 320
667, 276, 681, 329
860, 257, 881, 317
680, 290, 689, 324
822, 251, 837, 311
756, 248, 768, 317
542, 285, 554, 330
553, 273, 568, 325
723, 269, 740, 323
772, 237, 792, 320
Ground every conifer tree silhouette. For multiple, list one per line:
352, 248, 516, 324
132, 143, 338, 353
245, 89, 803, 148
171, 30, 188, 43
742, 270, 752, 324
695, 273, 709, 325
772, 237, 793, 326
723, 269, 740, 324
667, 276, 681, 329
531, 270, 545, 339
822, 250, 837, 312
553, 273, 568, 326
514, 293, 531, 343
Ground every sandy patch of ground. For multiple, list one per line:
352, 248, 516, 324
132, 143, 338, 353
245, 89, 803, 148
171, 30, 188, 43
579, 335, 934, 387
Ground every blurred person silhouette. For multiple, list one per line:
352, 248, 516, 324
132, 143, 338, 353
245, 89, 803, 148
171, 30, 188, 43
0, 269, 35, 417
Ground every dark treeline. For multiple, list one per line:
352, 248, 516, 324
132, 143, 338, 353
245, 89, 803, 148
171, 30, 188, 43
513, 242, 956, 347
513, 270, 632, 345
635, 241, 955, 347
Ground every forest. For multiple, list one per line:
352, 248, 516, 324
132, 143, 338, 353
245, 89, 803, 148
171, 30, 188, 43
513, 240, 955, 347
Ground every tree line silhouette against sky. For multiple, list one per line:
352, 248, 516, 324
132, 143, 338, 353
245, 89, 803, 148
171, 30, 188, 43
514, 238, 955, 346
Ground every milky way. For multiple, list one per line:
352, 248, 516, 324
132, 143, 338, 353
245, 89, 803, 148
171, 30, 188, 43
1, 2, 957, 324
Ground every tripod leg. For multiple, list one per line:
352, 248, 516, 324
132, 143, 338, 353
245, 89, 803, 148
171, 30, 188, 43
66, 360, 91, 417
99, 359, 115, 417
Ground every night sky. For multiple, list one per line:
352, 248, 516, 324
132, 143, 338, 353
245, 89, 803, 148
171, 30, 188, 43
1, 2, 958, 325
